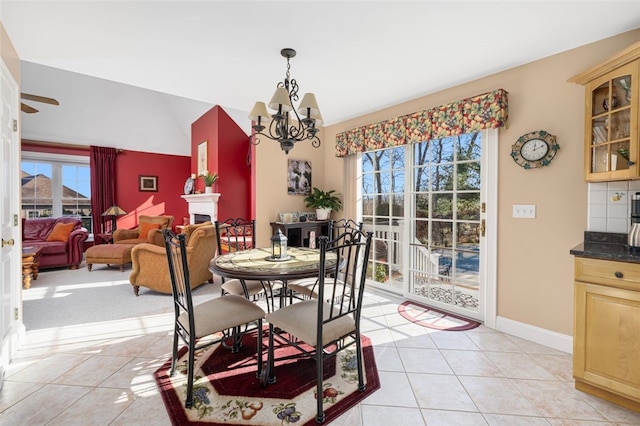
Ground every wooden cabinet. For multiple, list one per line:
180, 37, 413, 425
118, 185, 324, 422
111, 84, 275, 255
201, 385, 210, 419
270, 221, 329, 248
569, 42, 640, 182
573, 257, 640, 412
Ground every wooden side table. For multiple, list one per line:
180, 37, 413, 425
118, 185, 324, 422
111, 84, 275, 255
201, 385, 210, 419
22, 246, 43, 289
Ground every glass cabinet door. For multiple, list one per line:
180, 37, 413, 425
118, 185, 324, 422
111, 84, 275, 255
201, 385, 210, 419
589, 74, 632, 173
586, 61, 637, 180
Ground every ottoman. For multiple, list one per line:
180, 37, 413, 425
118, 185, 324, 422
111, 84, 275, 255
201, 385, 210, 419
86, 244, 135, 271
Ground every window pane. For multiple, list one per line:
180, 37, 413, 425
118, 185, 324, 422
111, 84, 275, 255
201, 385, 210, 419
432, 193, 453, 219
431, 138, 454, 163
430, 165, 453, 191
432, 221, 453, 248
414, 165, 429, 192
456, 161, 480, 190
456, 222, 480, 247
391, 194, 404, 217
415, 193, 429, 218
457, 192, 480, 220
458, 133, 482, 160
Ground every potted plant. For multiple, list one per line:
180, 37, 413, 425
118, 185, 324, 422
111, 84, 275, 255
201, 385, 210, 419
304, 187, 342, 220
200, 170, 218, 193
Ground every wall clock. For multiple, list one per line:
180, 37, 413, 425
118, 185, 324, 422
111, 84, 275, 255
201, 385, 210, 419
511, 130, 559, 169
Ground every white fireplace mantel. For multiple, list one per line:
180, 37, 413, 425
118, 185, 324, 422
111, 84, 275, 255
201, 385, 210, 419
181, 193, 221, 224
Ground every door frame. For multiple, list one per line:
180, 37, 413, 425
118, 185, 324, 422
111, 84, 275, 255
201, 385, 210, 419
0, 57, 22, 390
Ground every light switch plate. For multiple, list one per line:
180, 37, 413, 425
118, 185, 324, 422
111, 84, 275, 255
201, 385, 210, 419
513, 204, 536, 218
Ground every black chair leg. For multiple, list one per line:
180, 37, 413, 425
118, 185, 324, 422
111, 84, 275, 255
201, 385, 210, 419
356, 332, 366, 392
256, 319, 263, 379
170, 327, 179, 376
185, 341, 196, 408
267, 324, 276, 384
315, 352, 325, 423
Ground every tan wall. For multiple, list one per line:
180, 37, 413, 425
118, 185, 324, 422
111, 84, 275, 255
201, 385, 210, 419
254, 127, 326, 246
256, 29, 640, 336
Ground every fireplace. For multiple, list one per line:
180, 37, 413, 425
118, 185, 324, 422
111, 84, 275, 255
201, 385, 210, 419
181, 193, 221, 224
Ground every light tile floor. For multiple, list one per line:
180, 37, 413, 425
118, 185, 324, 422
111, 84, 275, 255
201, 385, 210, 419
2, 281, 640, 425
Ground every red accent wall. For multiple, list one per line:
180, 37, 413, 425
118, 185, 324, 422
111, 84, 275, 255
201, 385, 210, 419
191, 105, 251, 221
115, 150, 190, 230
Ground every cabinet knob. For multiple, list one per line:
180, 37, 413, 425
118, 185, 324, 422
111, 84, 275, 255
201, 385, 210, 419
615, 271, 623, 279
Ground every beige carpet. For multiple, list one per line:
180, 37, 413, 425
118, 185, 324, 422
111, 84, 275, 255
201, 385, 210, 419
22, 261, 220, 331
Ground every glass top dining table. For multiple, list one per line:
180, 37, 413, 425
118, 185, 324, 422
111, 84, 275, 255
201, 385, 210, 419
209, 246, 337, 282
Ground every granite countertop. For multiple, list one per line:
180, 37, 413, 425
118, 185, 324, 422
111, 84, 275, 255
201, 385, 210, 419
570, 231, 640, 263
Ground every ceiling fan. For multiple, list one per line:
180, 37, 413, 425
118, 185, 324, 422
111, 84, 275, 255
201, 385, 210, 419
20, 93, 59, 114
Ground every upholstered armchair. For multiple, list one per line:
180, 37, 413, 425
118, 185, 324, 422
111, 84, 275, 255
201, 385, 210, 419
129, 222, 217, 295
113, 215, 174, 246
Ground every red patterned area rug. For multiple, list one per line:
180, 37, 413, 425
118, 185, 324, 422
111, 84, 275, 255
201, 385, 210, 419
398, 301, 481, 331
154, 331, 379, 425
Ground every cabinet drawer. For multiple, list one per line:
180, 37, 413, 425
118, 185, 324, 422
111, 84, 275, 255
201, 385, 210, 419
575, 257, 640, 291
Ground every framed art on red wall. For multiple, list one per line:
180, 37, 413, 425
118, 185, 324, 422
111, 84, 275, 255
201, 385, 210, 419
139, 175, 158, 192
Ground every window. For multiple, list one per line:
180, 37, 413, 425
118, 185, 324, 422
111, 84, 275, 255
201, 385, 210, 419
21, 153, 92, 234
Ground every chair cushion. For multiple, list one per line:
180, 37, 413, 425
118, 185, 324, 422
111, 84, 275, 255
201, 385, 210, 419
266, 300, 355, 347
28, 241, 67, 255
177, 294, 265, 338
221, 278, 266, 297
47, 221, 76, 242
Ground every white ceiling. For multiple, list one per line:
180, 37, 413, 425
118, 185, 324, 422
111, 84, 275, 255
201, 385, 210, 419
1, 1, 639, 155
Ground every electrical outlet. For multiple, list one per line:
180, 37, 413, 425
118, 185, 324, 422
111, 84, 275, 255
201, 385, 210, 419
513, 204, 536, 218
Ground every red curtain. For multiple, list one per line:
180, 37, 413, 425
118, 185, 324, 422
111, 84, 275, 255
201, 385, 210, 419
90, 146, 117, 234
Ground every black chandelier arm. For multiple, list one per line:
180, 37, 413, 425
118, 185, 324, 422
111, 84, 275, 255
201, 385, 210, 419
249, 133, 262, 146
310, 135, 321, 149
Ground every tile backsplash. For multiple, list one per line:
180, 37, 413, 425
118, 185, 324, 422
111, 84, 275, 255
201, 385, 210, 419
588, 181, 640, 233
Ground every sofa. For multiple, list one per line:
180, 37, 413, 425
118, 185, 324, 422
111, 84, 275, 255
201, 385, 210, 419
113, 215, 174, 246
22, 217, 89, 270
129, 222, 217, 295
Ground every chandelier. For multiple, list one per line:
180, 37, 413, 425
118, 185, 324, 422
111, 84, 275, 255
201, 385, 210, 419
249, 48, 323, 154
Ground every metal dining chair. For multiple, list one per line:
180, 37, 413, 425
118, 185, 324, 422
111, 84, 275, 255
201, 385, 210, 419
287, 219, 364, 302
215, 218, 281, 312
262, 229, 373, 423
163, 229, 265, 408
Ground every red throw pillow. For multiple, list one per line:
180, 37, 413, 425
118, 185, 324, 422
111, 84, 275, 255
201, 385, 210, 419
46, 222, 76, 242
139, 222, 161, 239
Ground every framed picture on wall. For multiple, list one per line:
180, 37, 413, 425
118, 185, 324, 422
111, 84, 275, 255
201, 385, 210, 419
198, 140, 207, 176
139, 175, 158, 192
287, 159, 312, 195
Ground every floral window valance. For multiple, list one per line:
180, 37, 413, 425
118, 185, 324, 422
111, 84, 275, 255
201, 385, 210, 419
335, 88, 508, 157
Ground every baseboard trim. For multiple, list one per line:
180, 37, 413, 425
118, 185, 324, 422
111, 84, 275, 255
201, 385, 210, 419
495, 316, 573, 354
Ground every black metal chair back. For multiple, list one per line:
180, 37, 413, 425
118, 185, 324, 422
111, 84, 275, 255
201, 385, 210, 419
328, 218, 363, 241
215, 218, 255, 255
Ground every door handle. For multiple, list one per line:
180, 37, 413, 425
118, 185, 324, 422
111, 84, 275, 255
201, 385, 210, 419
2, 238, 15, 247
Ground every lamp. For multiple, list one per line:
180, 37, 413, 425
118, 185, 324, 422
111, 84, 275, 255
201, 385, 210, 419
249, 48, 323, 154
102, 205, 127, 232
270, 229, 288, 260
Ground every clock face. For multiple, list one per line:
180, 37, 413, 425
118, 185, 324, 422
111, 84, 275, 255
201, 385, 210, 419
520, 138, 549, 161
184, 177, 194, 195
511, 130, 559, 169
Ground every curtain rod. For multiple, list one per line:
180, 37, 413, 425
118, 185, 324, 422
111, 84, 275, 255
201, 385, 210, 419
22, 139, 123, 152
